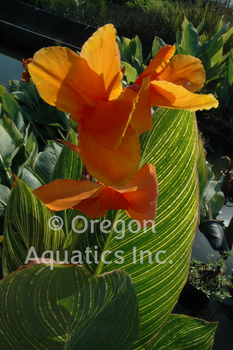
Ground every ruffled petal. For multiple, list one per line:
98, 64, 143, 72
99, 187, 129, 210
159, 55, 206, 92
129, 76, 152, 134
32, 179, 102, 211
117, 164, 159, 214
80, 24, 123, 101
28, 46, 106, 119
150, 80, 218, 111
135, 45, 175, 86
126, 202, 157, 227
78, 123, 141, 187
73, 197, 107, 218
81, 89, 137, 151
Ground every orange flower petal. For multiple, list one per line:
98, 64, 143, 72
81, 89, 137, 151
80, 24, 123, 101
73, 197, 107, 218
129, 76, 152, 134
28, 46, 106, 118
126, 202, 157, 227
150, 81, 218, 111
117, 164, 159, 214
78, 123, 141, 187
32, 179, 102, 211
99, 187, 129, 210
159, 55, 206, 92
135, 45, 175, 86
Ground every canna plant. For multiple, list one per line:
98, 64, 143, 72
0, 24, 219, 349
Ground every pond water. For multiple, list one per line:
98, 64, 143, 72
1, 45, 233, 349
0, 45, 26, 89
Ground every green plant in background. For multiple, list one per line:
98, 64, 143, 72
188, 253, 233, 300
19, 0, 233, 47
0, 79, 71, 218
200, 160, 225, 223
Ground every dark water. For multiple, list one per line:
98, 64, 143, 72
0, 45, 27, 89
1, 46, 233, 349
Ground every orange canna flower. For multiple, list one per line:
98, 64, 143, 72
32, 164, 159, 226
28, 24, 141, 187
127, 45, 219, 134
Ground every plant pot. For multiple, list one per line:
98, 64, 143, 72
199, 220, 229, 254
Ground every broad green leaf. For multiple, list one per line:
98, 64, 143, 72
21, 167, 44, 190
122, 37, 137, 64
50, 128, 81, 181
0, 85, 7, 104
0, 114, 24, 148
196, 20, 204, 34
208, 37, 224, 68
0, 184, 10, 217
216, 17, 223, 33
132, 57, 144, 75
32, 107, 69, 131
121, 61, 138, 83
25, 132, 38, 168
2, 176, 65, 276
206, 61, 227, 81
116, 35, 123, 52
50, 129, 82, 236
75, 108, 199, 348
176, 44, 185, 55
23, 88, 39, 111
33, 141, 62, 183
134, 35, 143, 62
0, 125, 16, 180
202, 23, 229, 55
152, 36, 166, 57
203, 180, 221, 203
27, 80, 41, 105
210, 191, 225, 217
182, 16, 189, 33
11, 144, 28, 177
176, 33, 182, 45
222, 26, 233, 46
198, 135, 207, 216
183, 23, 202, 56
0, 264, 140, 350
227, 56, 233, 85
147, 314, 217, 349
2, 94, 25, 133
9, 79, 29, 93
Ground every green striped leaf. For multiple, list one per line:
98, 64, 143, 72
50, 128, 83, 237
2, 176, 65, 276
2, 94, 25, 133
198, 134, 207, 204
0, 264, 140, 350
0, 184, 10, 217
147, 314, 218, 349
75, 108, 200, 348
50, 128, 82, 181
33, 141, 62, 183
